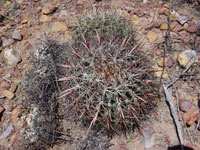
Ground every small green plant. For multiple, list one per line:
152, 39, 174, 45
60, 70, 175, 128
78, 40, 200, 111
60, 11, 159, 133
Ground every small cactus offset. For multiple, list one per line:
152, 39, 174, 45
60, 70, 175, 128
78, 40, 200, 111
60, 11, 159, 132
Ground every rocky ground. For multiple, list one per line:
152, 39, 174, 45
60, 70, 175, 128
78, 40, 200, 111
0, 0, 200, 150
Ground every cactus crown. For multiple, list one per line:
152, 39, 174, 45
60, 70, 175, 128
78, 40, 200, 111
61, 12, 159, 133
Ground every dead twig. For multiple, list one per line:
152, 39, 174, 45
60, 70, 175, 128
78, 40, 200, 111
162, 57, 196, 150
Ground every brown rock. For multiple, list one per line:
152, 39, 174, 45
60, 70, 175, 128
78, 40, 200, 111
12, 69, 22, 78
186, 24, 198, 33
157, 58, 164, 67
187, 81, 196, 88
166, 57, 173, 68
21, 19, 28, 24
0, 81, 10, 89
42, 8, 51, 15
146, 32, 158, 43
172, 24, 184, 32
179, 98, 192, 112
163, 4, 170, 9
183, 108, 199, 126
11, 106, 22, 123
52, 22, 68, 32
160, 23, 168, 30
158, 8, 169, 16
9, 83, 17, 93
2, 90, 15, 99
130, 15, 139, 22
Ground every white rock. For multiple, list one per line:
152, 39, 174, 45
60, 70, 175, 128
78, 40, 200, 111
4, 48, 22, 66
12, 29, 22, 40
140, 126, 155, 148
178, 16, 188, 25
2, 39, 14, 47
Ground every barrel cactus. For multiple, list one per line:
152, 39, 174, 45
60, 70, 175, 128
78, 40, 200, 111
60, 11, 159, 132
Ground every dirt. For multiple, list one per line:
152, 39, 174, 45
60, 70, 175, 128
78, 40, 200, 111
0, 0, 200, 150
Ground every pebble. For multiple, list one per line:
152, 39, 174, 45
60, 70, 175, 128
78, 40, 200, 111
179, 98, 192, 112
153, 65, 168, 78
146, 32, 158, 42
40, 15, 51, 22
42, 8, 51, 15
140, 126, 155, 148
186, 24, 198, 33
2, 90, 15, 99
157, 58, 164, 67
166, 57, 173, 68
178, 16, 188, 25
160, 23, 168, 30
52, 22, 68, 32
21, 19, 28, 24
4, 48, 22, 66
177, 50, 198, 68
11, 106, 22, 123
183, 108, 199, 126
9, 82, 17, 93
172, 24, 184, 32
2, 39, 14, 48
130, 15, 139, 22
12, 29, 22, 40
0, 81, 10, 89
187, 81, 196, 88
158, 8, 169, 16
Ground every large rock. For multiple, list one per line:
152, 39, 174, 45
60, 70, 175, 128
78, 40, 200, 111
52, 22, 68, 32
177, 50, 198, 68
4, 48, 22, 66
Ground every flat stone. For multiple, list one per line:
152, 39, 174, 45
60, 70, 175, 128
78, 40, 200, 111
160, 23, 168, 30
12, 29, 22, 40
4, 48, 22, 66
146, 32, 158, 43
52, 22, 68, 32
2, 39, 14, 48
178, 16, 188, 25
2, 90, 15, 100
177, 50, 198, 68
